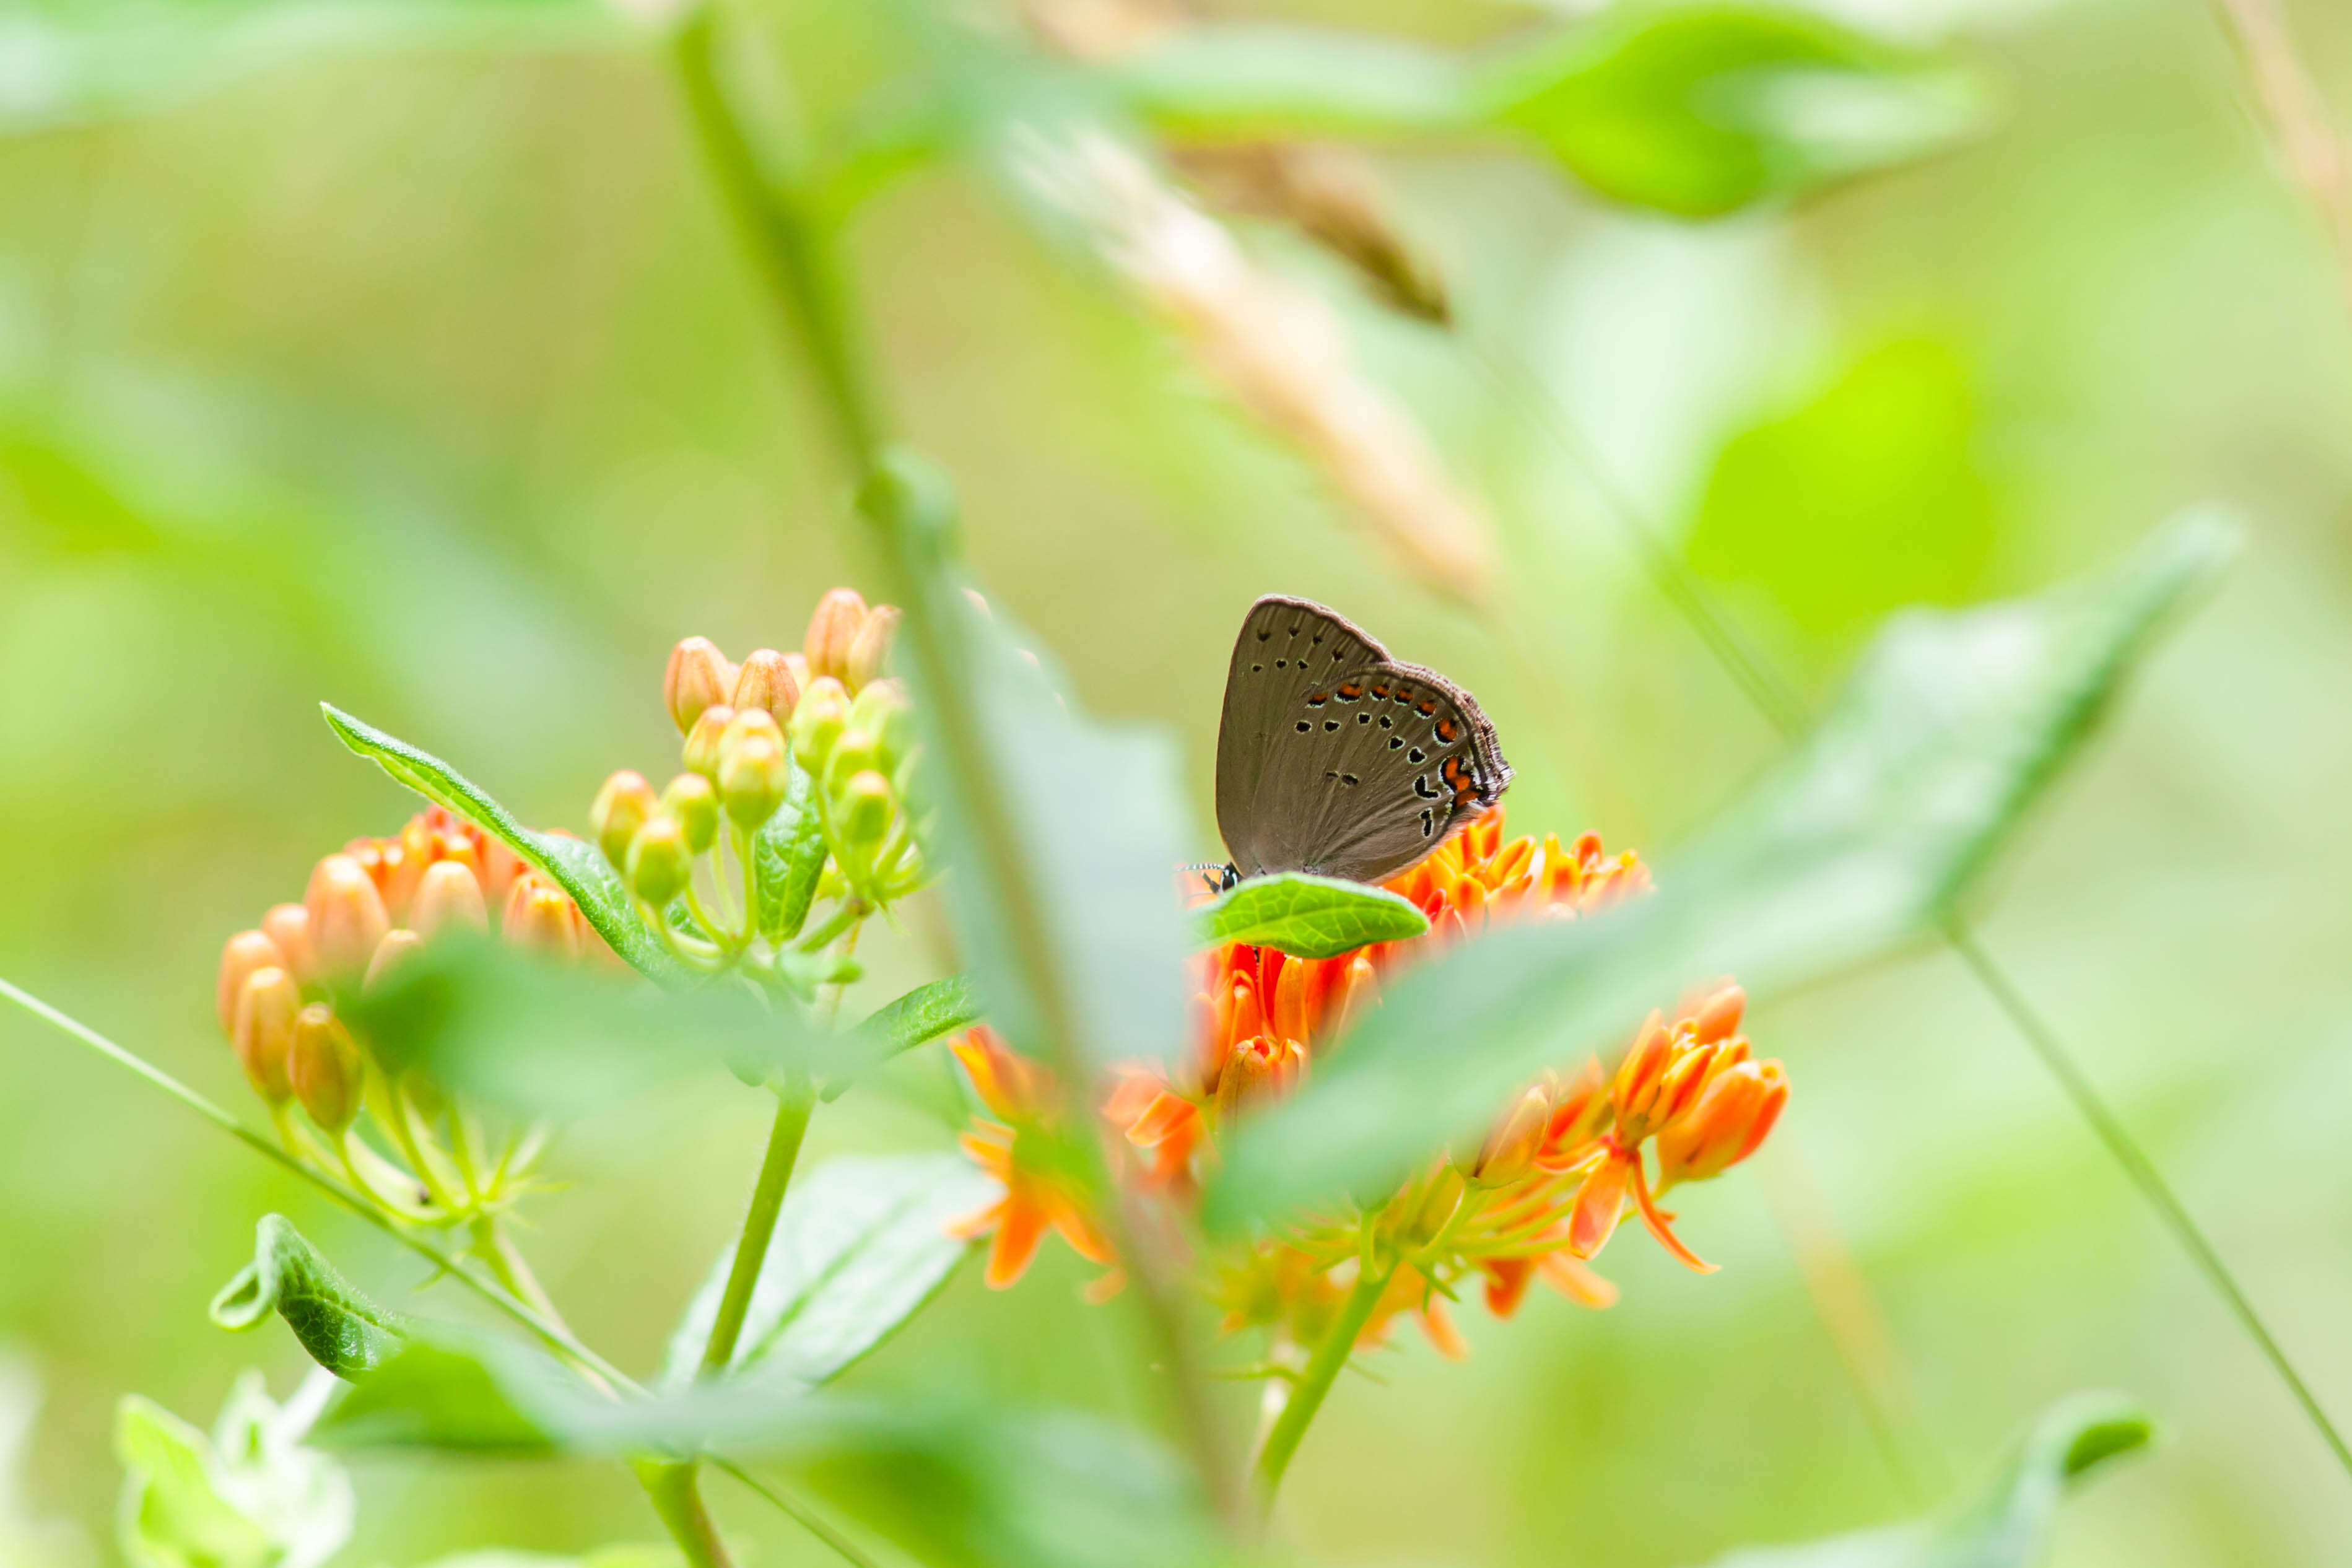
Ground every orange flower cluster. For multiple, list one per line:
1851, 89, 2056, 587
214, 808, 605, 1220
947, 814, 1788, 1359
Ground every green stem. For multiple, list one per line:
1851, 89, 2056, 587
700, 1075, 817, 1376
1947, 926, 2352, 1476
635, 1460, 736, 1568
707, 1457, 885, 1568
1250, 1261, 1390, 1512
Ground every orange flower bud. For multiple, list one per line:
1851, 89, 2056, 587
260, 904, 317, 984
289, 1004, 362, 1131
665, 636, 734, 734
845, 604, 900, 690
1566, 1148, 1634, 1260
1537, 1056, 1611, 1170
682, 703, 735, 780
784, 651, 811, 694
591, 770, 660, 870
626, 816, 692, 907
477, 835, 526, 913
504, 876, 583, 957
410, 860, 488, 939
365, 928, 424, 993
1655, 1060, 1788, 1186
1610, 1010, 1671, 1122
1692, 983, 1745, 1045
661, 772, 720, 855
217, 930, 286, 1034
1466, 1086, 1549, 1187
232, 967, 299, 1104
305, 853, 391, 980
1214, 1034, 1304, 1125
803, 588, 870, 684
733, 648, 801, 725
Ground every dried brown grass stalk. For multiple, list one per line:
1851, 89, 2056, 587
2208, 0, 2352, 324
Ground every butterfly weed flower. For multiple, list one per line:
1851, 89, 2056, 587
946, 812, 1789, 1369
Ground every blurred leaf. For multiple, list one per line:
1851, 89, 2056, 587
319, 1336, 1219, 1568
0, 0, 636, 135
118, 1372, 352, 1568
754, 760, 830, 942
209, 1215, 408, 1379
873, 460, 1194, 1077
1689, 338, 1995, 636
418, 1551, 681, 1568
658, 1152, 998, 1388
343, 937, 819, 1119
1107, 24, 1474, 141
1700, 1392, 2150, 1565
1206, 516, 2234, 1230
1198, 872, 1429, 958
821, 973, 984, 1101
321, 703, 685, 985
1476, 6, 1992, 217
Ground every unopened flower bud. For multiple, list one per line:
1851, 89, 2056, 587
661, 773, 720, 855
289, 1004, 362, 1131
1656, 1060, 1788, 1186
845, 604, 900, 690
788, 677, 850, 773
1405, 1163, 1468, 1244
232, 967, 300, 1103
733, 648, 801, 725
1465, 1086, 1549, 1187
847, 677, 912, 753
665, 636, 734, 734
626, 817, 691, 907
592, 770, 661, 869
682, 703, 735, 780
720, 733, 790, 829
410, 860, 488, 939
305, 854, 391, 980
505, 875, 584, 957
260, 904, 317, 984
803, 588, 869, 684
217, 930, 287, 1034
1692, 983, 1746, 1045
838, 769, 895, 853
1214, 1035, 1304, 1125
822, 727, 882, 800
365, 928, 424, 993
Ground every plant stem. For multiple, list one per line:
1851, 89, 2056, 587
1947, 926, 2352, 1475
700, 1075, 817, 1376
1250, 1261, 1389, 1512
669, 7, 1241, 1526
635, 1460, 735, 1568
707, 1457, 885, 1568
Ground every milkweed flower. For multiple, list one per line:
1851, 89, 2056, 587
947, 812, 1788, 1364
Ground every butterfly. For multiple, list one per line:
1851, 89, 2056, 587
1213, 594, 1511, 889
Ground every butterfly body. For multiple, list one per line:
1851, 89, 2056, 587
1214, 594, 1511, 886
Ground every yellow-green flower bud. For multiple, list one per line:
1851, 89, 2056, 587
823, 726, 882, 801
847, 677, 908, 746
664, 636, 734, 735
733, 648, 801, 725
661, 772, 720, 855
803, 588, 869, 685
682, 703, 736, 780
232, 967, 300, 1104
364, 928, 425, 993
627, 816, 691, 907
845, 604, 900, 691
290, 1004, 362, 1131
592, 769, 660, 869
720, 731, 790, 829
788, 676, 851, 775
838, 769, 894, 851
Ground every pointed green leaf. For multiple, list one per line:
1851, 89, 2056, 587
319, 703, 683, 984
659, 1153, 999, 1387
820, 974, 984, 1100
1206, 516, 2235, 1231
754, 760, 830, 941
209, 1216, 407, 1379
1699, 1392, 2150, 1566
1196, 872, 1429, 958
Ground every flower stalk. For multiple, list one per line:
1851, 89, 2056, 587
700, 1074, 819, 1377
1250, 1255, 1392, 1510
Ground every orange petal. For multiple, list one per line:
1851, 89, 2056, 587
1567, 1149, 1632, 1259
1628, 1152, 1716, 1274
1538, 1252, 1621, 1310
983, 1199, 1049, 1288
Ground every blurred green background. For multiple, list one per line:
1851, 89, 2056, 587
6, 0, 2352, 1563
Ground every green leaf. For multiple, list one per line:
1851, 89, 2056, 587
1105, 24, 1476, 141
319, 703, 684, 985
1196, 872, 1429, 958
1206, 516, 2234, 1232
1474, 5, 1993, 217
1699, 1392, 2150, 1566
821, 973, 985, 1101
658, 1152, 999, 1388
0, 0, 636, 136
417, 1551, 681, 1568
209, 1216, 407, 1379
118, 1373, 353, 1568
754, 760, 831, 941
